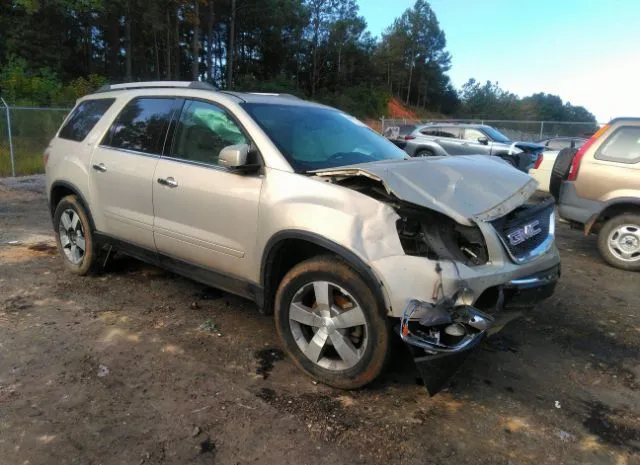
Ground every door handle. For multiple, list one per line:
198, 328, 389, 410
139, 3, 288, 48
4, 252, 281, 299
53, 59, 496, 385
157, 177, 178, 188
92, 163, 107, 172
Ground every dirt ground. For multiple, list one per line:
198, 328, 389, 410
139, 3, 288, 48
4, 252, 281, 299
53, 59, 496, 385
1, 175, 639, 465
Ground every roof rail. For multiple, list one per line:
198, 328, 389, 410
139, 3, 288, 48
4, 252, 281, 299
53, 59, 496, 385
94, 81, 218, 93
247, 92, 301, 100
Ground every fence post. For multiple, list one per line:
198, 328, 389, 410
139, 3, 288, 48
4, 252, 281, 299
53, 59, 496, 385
539, 121, 544, 140
380, 116, 385, 134
1, 98, 15, 177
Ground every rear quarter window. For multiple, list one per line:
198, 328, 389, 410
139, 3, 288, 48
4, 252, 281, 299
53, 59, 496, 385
595, 126, 640, 164
58, 98, 115, 142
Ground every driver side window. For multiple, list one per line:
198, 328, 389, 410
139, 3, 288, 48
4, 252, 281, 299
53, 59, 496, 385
464, 128, 486, 142
171, 100, 247, 166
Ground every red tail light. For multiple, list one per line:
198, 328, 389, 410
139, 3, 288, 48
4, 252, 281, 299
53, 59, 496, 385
404, 135, 416, 140
567, 124, 610, 181
533, 153, 544, 169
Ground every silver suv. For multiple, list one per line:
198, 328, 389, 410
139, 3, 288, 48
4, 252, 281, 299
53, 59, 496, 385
401, 123, 544, 172
45, 82, 560, 393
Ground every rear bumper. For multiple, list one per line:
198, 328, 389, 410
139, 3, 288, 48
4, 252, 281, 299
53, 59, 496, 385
558, 181, 603, 225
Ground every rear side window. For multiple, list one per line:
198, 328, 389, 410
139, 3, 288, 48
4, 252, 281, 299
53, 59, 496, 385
58, 99, 115, 142
103, 97, 176, 155
437, 127, 461, 138
595, 126, 640, 164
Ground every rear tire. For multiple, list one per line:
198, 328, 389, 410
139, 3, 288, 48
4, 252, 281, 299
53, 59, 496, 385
549, 147, 578, 201
597, 214, 640, 271
53, 195, 99, 275
415, 149, 436, 157
274, 256, 391, 389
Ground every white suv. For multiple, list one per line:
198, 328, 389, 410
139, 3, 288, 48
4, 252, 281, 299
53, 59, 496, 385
45, 81, 561, 393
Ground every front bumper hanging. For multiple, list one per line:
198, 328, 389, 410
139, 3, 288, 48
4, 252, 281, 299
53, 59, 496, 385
399, 265, 560, 395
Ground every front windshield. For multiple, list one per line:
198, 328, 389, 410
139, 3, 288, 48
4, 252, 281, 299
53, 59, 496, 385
483, 126, 511, 143
241, 103, 407, 172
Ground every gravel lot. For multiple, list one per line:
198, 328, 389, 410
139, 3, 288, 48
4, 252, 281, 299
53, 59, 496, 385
1, 175, 639, 465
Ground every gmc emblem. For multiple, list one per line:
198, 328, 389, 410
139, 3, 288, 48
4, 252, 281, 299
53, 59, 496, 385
507, 220, 542, 246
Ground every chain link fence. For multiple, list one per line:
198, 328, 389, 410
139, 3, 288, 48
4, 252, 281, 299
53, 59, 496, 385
1, 103, 71, 177
0, 104, 603, 177
380, 117, 601, 142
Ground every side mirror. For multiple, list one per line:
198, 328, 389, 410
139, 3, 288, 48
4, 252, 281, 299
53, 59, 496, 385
477, 136, 489, 145
219, 144, 249, 169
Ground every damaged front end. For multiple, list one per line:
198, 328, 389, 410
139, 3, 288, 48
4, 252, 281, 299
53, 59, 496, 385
400, 299, 492, 395
313, 157, 560, 395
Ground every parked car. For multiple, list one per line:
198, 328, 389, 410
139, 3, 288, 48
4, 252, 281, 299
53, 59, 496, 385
382, 123, 418, 149
45, 81, 560, 394
401, 123, 544, 173
552, 118, 640, 270
530, 138, 591, 192
536, 137, 587, 151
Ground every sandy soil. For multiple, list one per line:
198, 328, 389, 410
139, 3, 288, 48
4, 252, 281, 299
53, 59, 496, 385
1, 176, 638, 465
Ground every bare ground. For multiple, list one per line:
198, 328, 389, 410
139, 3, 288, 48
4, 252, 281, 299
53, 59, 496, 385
0, 176, 638, 465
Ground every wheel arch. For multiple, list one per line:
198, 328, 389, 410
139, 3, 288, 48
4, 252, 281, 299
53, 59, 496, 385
260, 230, 389, 316
50, 180, 96, 232
585, 199, 640, 235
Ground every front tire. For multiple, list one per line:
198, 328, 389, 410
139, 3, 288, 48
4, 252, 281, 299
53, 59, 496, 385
597, 214, 640, 271
53, 195, 99, 275
274, 256, 391, 389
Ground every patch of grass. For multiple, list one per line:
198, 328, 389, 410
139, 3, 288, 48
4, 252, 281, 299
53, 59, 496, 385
0, 140, 46, 177
199, 319, 219, 332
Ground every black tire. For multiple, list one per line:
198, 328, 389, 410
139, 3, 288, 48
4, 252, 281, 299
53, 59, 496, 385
274, 256, 391, 389
597, 214, 640, 271
53, 195, 99, 275
549, 147, 578, 201
415, 148, 436, 157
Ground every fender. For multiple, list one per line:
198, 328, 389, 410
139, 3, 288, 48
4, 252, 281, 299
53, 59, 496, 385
260, 230, 390, 316
584, 197, 640, 235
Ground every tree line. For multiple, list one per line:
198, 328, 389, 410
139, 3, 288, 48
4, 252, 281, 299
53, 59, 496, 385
0, 0, 596, 122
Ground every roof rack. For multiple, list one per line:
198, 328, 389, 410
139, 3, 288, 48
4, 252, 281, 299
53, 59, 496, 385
94, 81, 218, 93
247, 92, 301, 100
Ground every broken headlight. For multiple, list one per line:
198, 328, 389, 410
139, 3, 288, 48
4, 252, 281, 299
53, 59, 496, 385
396, 211, 489, 266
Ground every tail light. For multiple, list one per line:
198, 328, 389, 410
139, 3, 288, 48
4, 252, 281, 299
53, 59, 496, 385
404, 135, 416, 140
567, 124, 610, 181
43, 148, 51, 167
533, 153, 544, 169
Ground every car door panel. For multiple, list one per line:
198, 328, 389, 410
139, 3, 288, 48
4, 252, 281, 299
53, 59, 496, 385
432, 127, 463, 155
152, 98, 262, 278
89, 97, 176, 249
89, 147, 159, 247
461, 128, 491, 156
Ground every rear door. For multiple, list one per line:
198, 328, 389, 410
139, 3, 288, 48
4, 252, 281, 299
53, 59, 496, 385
425, 127, 463, 154
89, 97, 177, 249
152, 98, 263, 279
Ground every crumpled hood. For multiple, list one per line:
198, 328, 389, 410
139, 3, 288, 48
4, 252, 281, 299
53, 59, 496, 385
313, 155, 538, 225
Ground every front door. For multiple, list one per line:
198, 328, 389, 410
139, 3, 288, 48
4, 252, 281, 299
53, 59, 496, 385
89, 97, 178, 249
460, 128, 492, 156
152, 99, 263, 279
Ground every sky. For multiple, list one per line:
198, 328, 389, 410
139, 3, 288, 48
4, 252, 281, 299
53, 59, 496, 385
357, 0, 640, 122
